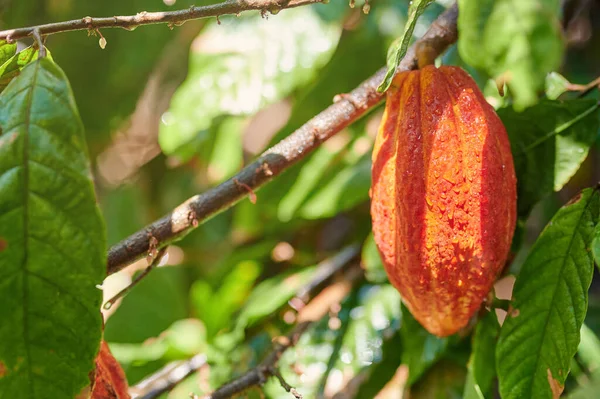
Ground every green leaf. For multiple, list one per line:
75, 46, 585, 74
499, 99, 600, 217
569, 378, 600, 399
401, 306, 450, 385
0, 59, 105, 398
159, 7, 342, 159
354, 332, 403, 398
458, 0, 563, 109
591, 221, 600, 267
496, 187, 600, 399
463, 311, 500, 399
546, 72, 572, 100
299, 153, 371, 219
109, 319, 207, 365
264, 284, 401, 398
277, 146, 337, 222
578, 324, 600, 375
0, 46, 52, 93
409, 359, 467, 399
206, 117, 245, 184
234, 266, 316, 331
569, 326, 600, 398
0, 40, 16, 66
105, 267, 188, 344
191, 260, 261, 338
378, 0, 435, 92
362, 233, 389, 284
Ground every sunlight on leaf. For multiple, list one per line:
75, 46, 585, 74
458, 0, 563, 110
497, 187, 600, 399
159, 7, 342, 160
362, 234, 389, 284
264, 285, 401, 398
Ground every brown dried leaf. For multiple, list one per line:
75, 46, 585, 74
90, 341, 130, 399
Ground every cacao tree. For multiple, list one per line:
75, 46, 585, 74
0, 0, 599, 398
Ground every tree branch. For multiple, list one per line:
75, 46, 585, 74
202, 321, 312, 399
129, 353, 208, 399
106, 3, 459, 276
129, 244, 362, 398
0, 0, 323, 41
204, 248, 364, 399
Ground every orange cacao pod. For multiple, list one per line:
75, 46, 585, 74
370, 65, 516, 337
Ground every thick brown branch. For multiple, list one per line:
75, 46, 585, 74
106, 3, 459, 276
0, 0, 322, 41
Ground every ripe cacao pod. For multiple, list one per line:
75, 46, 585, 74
370, 65, 517, 337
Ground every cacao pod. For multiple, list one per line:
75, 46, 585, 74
370, 65, 516, 337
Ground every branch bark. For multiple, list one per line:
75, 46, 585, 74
106, 3, 459, 276
0, 0, 323, 41
128, 244, 362, 398
202, 321, 312, 399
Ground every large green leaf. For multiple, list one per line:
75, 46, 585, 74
457, 0, 563, 109
0, 59, 105, 398
496, 187, 600, 399
264, 284, 401, 398
463, 311, 500, 399
378, 0, 435, 92
159, 6, 342, 160
499, 99, 600, 217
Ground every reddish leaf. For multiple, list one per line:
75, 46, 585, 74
90, 341, 130, 399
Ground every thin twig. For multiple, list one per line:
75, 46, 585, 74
129, 354, 208, 399
106, 3, 459, 276
202, 322, 312, 399
103, 247, 167, 310
270, 367, 302, 398
204, 252, 365, 398
32, 29, 46, 59
0, 0, 323, 41
129, 244, 362, 399
291, 244, 360, 307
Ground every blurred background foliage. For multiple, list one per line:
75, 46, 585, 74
3, 0, 600, 397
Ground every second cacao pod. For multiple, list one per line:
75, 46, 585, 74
370, 65, 517, 337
